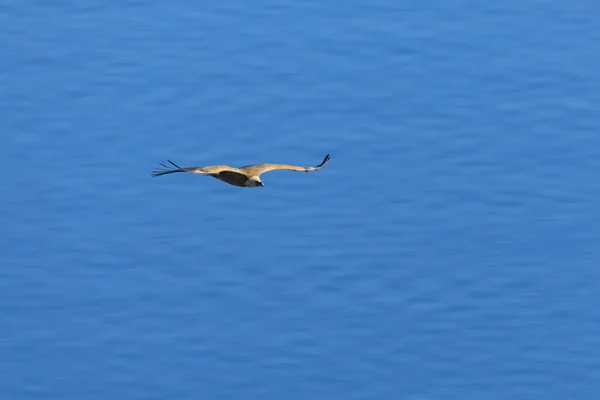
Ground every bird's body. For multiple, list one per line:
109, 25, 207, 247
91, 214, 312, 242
151, 154, 330, 188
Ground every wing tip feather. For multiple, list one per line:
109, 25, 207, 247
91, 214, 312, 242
318, 153, 331, 168
151, 159, 184, 177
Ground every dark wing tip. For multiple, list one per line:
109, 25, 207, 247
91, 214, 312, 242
151, 160, 184, 177
167, 160, 183, 169
318, 154, 331, 168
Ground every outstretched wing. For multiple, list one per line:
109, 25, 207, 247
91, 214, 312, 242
151, 160, 237, 177
243, 154, 331, 176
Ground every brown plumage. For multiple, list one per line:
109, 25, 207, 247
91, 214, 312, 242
151, 154, 330, 188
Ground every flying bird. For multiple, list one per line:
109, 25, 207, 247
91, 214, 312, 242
151, 154, 330, 188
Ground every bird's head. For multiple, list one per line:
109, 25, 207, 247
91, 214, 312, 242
248, 179, 264, 188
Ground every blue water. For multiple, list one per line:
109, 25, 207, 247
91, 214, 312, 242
2, 1, 600, 399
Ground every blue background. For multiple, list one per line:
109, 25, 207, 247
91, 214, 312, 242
2, 1, 600, 398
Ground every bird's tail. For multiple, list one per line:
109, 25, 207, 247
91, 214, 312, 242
151, 160, 186, 177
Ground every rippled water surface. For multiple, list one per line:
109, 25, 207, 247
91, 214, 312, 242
2, 1, 600, 399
